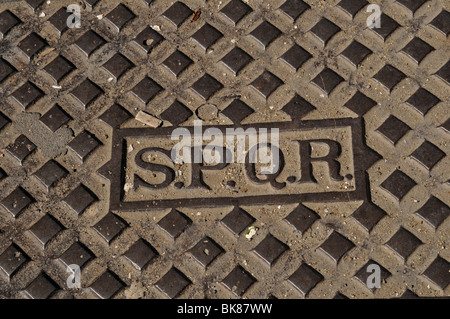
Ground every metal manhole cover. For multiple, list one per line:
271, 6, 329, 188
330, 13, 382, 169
0, 0, 448, 299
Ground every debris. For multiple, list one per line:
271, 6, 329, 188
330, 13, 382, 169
123, 183, 132, 192
145, 39, 154, 46
39, 47, 55, 57
135, 111, 162, 128
245, 226, 258, 240
192, 10, 201, 22
39, 12, 46, 18
151, 25, 161, 32
96, 14, 103, 20
107, 77, 114, 82
52, 85, 62, 89
204, 249, 209, 255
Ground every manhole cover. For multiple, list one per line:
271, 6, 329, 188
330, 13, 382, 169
0, 0, 448, 299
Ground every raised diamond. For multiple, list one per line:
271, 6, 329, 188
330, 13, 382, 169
251, 71, 283, 98
312, 69, 344, 94
351, 203, 387, 232
29, 214, 63, 247
284, 204, 319, 234
11, 82, 44, 109
0, 10, 21, 35
341, 41, 372, 66
158, 209, 191, 239
23, 273, 58, 299
189, 237, 224, 267
134, 27, 164, 53
253, 234, 288, 265
222, 266, 255, 296
191, 74, 223, 100
221, 47, 253, 75
90, 271, 124, 299
355, 260, 390, 290
106, 4, 136, 30
402, 38, 434, 63
160, 101, 193, 126
344, 92, 377, 116
102, 54, 133, 80
0, 187, 34, 218
288, 264, 323, 296
18, 33, 47, 58
67, 131, 100, 161
124, 239, 157, 270
162, 2, 193, 28
155, 268, 191, 298
191, 24, 223, 50
6, 135, 36, 163
338, 0, 368, 17
386, 228, 422, 259
221, 207, 255, 235
59, 242, 94, 268
94, 213, 127, 244
406, 88, 440, 115
430, 10, 450, 36
410, 141, 445, 170
70, 79, 103, 107
280, 44, 311, 70
250, 21, 281, 48
0, 58, 16, 83
63, 185, 97, 215
380, 170, 416, 200
74, 31, 106, 56
423, 256, 450, 289
0, 245, 29, 279
130, 77, 162, 104
310, 19, 340, 44
40, 105, 71, 132
34, 160, 68, 190
279, 0, 310, 21
44, 56, 75, 82
415, 197, 449, 228
162, 51, 192, 77
221, 100, 254, 124
377, 115, 411, 144
319, 232, 355, 263
371, 14, 399, 40
220, 0, 251, 25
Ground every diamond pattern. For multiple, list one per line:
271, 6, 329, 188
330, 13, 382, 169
221, 47, 253, 75
386, 228, 422, 260
222, 266, 255, 296
279, 0, 310, 21
11, 82, 44, 109
156, 268, 191, 298
430, 10, 450, 36
221, 207, 255, 235
71, 79, 103, 107
220, 0, 251, 25
48, 7, 70, 33
75, 31, 106, 56
435, 61, 449, 84
6, 135, 36, 163
0, 10, 21, 35
160, 101, 193, 126
162, 51, 193, 77
338, 0, 368, 17
253, 234, 288, 265
312, 69, 344, 94
106, 4, 136, 30
373, 65, 405, 91
402, 38, 434, 63
284, 204, 319, 234
191, 74, 223, 100
406, 88, 440, 115
397, 0, 428, 12
310, 19, 340, 44
351, 203, 386, 232
371, 14, 400, 40
25, 0, 45, 9
102, 54, 133, 80
23, 274, 58, 299
280, 44, 311, 70
90, 271, 124, 299
67, 131, 101, 161
251, 71, 283, 98
423, 256, 450, 289
29, 214, 63, 247
0, 112, 10, 131
34, 160, 68, 190
221, 100, 254, 124
288, 264, 323, 296
131, 77, 163, 104
18, 33, 47, 58
341, 41, 372, 66
124, 239, 157, 270
415, 197, 449, 228
189, 237, 224, 267
0, 245, 29, 279
94, 213, 127, 243
355, 260, 390, 290
40, 105, 71, 132
63, 185, 97, 215
162, 2, 193, 28
191, 24, 223, 50
250, 21, 281, 49
157, 209, 191, 239
0, 58, 16, 83
377, 115, 411, 144
59, 242, 94, 268
99, 104, 132, 128
0, 187, 34, 218
344, 92, 377, 116
381, 170, 416, 200
410, 141, 445, 170
134, 27, 164, 52
44, 56, 75, 82
319, 232, 355, 263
